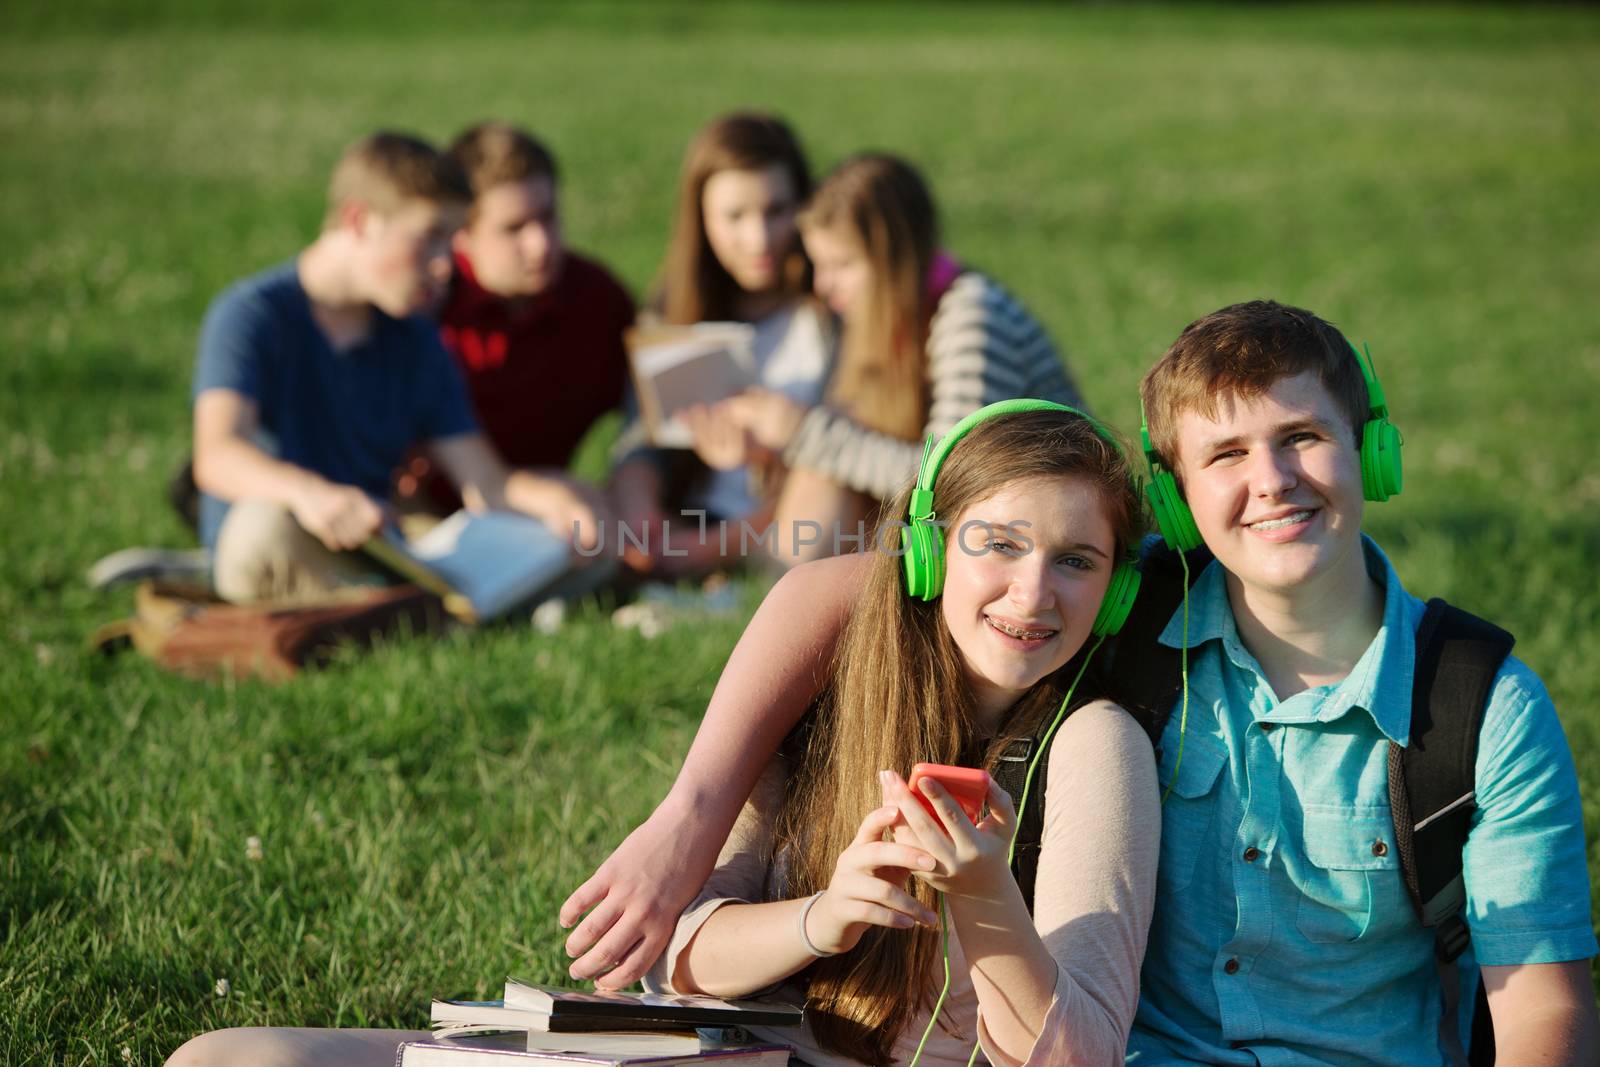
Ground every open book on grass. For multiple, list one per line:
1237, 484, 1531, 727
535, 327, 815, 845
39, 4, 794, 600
361, 511, 570, 623
626, 323, 756, 448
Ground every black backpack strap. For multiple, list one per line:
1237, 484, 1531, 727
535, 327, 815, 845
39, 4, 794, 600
1387, 597, 1514, 1066
997, 695, 1159, 914
999, 541, 1210, 914
993, 733, 1044, 911
1101, 542, 1212, 744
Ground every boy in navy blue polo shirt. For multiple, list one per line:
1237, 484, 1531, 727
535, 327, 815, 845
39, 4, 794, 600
193, 130, 604, 604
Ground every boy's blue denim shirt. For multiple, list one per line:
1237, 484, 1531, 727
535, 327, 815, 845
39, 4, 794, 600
1126, 536, 1595, 1067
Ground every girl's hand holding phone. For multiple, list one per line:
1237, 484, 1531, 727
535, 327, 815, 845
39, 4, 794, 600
881, 768, 1018, 902
807, 804, 940, 956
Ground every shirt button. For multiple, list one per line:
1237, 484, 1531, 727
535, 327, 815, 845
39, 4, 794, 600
1224, 957, 1240, 975
1372, 839, 1389, 857
1259, 722, 1275, 733
1243, 846, 1261, 863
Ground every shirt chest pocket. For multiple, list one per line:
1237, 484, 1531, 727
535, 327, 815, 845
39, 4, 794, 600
1293, 810, 1409, 944
1156, 732, 1229, 893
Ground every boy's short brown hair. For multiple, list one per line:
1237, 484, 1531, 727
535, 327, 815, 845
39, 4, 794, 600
1140, 299, 1371, 471
323, 131, 470, 229
448, 122, 558, 214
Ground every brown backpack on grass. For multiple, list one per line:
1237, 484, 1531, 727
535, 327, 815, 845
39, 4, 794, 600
90, 579, 452, 682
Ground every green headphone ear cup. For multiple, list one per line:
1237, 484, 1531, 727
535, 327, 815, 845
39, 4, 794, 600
901, 518, 944, 601
1361, 417, 1403, 502
1145, 468, 1204, 552
1092, 561, 1140, 637
900, 521, 925, 598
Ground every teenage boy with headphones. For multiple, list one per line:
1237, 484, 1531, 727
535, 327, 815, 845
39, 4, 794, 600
560, 300, 1596, 1066
1122, 301, 1595, 1064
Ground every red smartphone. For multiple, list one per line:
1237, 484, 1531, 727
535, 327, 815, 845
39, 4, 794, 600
906, 763, 991, 828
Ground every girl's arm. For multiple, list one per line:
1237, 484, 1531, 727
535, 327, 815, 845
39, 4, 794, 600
978, 702, 1159, 1066
560, 552, 867, 988
780, 274, 1085, 503
782, 406, 925, 502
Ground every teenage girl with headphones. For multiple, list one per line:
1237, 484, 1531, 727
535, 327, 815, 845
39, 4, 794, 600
640, 403, 1158, 1066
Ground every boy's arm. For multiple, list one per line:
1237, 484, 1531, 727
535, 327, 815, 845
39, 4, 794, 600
193, 388, 383, 550
1465, 665, 1599, 1065
427, 432, 609, 552
559, 552, 867, 989
1481, 960, 1598, 1065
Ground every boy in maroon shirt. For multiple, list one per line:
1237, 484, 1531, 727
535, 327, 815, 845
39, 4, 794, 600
402, 122, 634, 524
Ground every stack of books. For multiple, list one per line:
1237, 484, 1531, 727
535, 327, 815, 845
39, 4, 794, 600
398, 978, 800, 1066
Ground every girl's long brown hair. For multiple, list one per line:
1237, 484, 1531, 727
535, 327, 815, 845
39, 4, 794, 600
800, 153, 938, 442
658, 112, 813, 324
770, 409, 1144, 1064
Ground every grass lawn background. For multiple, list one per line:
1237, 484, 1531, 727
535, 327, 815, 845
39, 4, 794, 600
3, 2, 1598, 1062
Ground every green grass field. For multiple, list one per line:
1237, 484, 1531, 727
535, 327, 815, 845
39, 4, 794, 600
3, 2, 1599, 1062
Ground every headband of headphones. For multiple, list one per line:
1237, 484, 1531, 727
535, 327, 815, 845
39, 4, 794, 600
905, 400, 1099, 529
901, 398, 1141, 636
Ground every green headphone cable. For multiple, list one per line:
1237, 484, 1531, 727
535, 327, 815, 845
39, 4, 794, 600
907, 636, 1106, 1067
909, 557, 1193, 1067
907, 894, 954, 1067
1159, 549, 1191, 805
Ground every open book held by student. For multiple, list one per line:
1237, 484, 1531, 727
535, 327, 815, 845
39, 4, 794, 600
625, 323, 756, 448
362, 511, 572, 623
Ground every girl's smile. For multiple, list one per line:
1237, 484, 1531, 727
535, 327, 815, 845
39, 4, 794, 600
939, 473, 1116, 727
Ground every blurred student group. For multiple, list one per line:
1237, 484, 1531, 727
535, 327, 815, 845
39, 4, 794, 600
153, 112, 1084, 618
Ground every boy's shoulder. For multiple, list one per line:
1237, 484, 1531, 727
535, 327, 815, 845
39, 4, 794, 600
1376, 544, 1552, 718
1374, 552, 1574, 822
560, 250, 635, 318
444, 250, 633, 329
204, 259, 304, 332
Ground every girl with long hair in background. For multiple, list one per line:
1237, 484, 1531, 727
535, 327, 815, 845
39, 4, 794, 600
610, 111, 834, 577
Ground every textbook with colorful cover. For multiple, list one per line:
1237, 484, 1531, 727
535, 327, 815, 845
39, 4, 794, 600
361, 510, 571, 623
625, 322, 757, 448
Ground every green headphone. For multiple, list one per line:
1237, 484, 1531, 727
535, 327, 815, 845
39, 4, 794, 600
1140, 340, 1404, 551
900, 398, 1141, 637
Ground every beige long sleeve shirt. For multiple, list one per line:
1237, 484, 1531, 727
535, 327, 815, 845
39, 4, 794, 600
647, 701, 1160, 1067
